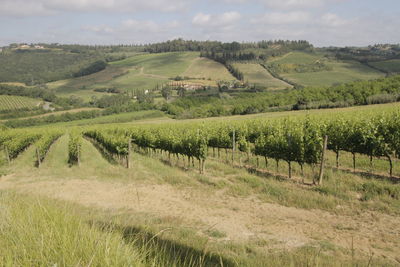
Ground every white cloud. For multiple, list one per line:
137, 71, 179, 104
82, 25, 115, 34
253, 11, 311, 24
122, 19, 160, 33
261, 0, 324, 9
192, 11, 241, 27
82, 18, 181, 44
320, 13, 349, 27
0, 0, 189, 16
0, 1, 52, 16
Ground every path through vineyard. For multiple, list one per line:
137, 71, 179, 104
1, 135, 399, 264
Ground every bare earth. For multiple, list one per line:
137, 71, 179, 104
0, 174, 399, 263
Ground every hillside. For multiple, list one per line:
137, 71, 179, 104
232, 63, 291, 90
0, 49, 104, 85
266, 52, 385, 87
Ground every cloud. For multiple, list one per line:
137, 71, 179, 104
320, 13, 349, 27
261, 0, 324, 9
252, 11, 311, 24
192, 11, 241, 27
0, 0, 189, 16
221, 0, 325, 8
82, 18, 181, 44
0, 1, 52, 16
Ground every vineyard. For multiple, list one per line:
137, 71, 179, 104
3, 109, 400, 184
0, 95, 41, 111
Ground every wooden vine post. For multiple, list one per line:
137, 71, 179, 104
77, 145, 81, 166
4, 146, 10, 165
318, 135, 328, 185
232, 129, 235, 166
127, 139, 132, 169
36, 147, 41, 167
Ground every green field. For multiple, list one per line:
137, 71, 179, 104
37, 110, 168, 127
233, 63, 291, 89
0, 50, 103, 84
182, 57, 236, 81
269, 52, 385, 87
282, 60, 384, 87
269, 51, 322, 64
0, 95, 41, 111
111, 52, 199, 77
369, 59, 400, 73
47, 65, 127, 100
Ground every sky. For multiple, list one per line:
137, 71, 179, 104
0, 0, 399, 47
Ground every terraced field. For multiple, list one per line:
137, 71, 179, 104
0, 95, 41, 111
233, 63, 291, 89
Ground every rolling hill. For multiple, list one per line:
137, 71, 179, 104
267, 52, 385, 87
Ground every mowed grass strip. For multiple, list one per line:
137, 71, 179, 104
233, 63, 291, 89
0, 95, 41, 111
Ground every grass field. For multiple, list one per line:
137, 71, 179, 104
269, 51, 322, 64
47, 65, 128, 100
369, 59, 400, 73
0, 95, 41, 111
33, 110, 168, 127
182, 57, 236, 81
233, 63, 291, 89
111, 52, 199, 77
269, 52, 385, 87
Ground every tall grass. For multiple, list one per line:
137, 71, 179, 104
0, 192, 145, 266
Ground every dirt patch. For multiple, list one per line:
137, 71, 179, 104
0, 175, 399, 262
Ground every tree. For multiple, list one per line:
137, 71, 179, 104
161, 85, 172, 101
137, 90, 154, 104
177, 86, 186, 98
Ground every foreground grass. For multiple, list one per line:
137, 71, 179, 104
0, 192, 146, 266
0, 191, 392, 267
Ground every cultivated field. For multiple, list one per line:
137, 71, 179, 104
369, 59, 400, 73
233, 63, 291, 89
182, 57, 236, 81
0, 95, 41, 111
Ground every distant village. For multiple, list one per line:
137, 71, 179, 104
0, 44, 46, 53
